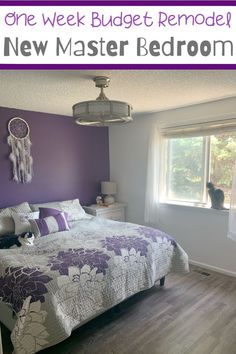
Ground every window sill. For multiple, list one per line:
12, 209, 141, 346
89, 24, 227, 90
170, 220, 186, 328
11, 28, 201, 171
159, 202, 229, 215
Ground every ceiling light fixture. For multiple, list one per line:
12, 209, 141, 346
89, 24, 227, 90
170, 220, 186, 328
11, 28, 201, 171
73, 76, 133, 126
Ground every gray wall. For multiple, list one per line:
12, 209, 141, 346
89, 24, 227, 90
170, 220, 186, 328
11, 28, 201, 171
109, 97, 236, 276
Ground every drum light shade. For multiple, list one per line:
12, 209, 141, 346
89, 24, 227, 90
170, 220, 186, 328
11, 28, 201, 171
73, 76, 133, 126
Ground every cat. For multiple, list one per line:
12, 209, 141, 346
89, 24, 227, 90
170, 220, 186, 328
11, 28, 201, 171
0, 231, 35, 249
207, 182, 227, 210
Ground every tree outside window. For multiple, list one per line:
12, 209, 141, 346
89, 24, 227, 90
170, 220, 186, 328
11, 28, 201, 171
165, 132, 236, 207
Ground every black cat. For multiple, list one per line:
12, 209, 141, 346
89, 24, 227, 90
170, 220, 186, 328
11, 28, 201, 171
0, 232, 35, 249
207, 182, 227, 210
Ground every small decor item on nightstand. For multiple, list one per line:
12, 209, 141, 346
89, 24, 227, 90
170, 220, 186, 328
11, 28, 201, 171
101, 181, 117, 205
96, 196, 103, 205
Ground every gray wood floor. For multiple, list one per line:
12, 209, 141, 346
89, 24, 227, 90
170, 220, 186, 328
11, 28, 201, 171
2, 266, 236, 354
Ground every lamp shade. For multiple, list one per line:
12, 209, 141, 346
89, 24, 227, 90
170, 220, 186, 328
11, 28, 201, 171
101, 181, 117, 195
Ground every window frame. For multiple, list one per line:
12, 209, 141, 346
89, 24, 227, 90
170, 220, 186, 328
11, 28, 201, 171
161, 132, 235, 208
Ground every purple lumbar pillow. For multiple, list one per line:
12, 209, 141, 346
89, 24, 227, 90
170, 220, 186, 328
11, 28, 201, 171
29, 212, 70, 237
39, 207, 61, 218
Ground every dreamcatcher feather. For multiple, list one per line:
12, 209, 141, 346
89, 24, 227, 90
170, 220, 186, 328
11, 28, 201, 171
8, 117, 33, 183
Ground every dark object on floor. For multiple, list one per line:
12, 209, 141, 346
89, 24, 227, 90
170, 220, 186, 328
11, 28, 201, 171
0, 232, 35, 249
160, 276, 165, 286
193, 269, 211, 276
207, 182, 227, 210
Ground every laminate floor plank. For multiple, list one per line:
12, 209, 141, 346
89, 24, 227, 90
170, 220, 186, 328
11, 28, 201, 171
2, 266, 236, 354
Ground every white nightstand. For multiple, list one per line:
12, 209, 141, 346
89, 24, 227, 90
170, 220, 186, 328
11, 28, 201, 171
83, 203, 126, 222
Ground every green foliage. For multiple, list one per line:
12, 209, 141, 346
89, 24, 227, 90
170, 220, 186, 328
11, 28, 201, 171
210, 133, 236, 204
167, 133, 236, 204
168, 137, 204, 201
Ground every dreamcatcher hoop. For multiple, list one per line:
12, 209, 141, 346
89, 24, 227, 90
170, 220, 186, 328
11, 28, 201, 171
7, 117, 33, 183
8, 117, 30, 140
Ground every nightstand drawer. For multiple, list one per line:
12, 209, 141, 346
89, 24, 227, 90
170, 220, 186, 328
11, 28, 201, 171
101, 209, 125, 221
83, 203, 126, 222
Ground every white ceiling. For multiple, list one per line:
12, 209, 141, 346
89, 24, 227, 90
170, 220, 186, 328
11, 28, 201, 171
1, 70, 236, 117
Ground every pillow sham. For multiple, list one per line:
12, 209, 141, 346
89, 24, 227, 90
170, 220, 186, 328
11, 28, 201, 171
29, 212, 70, 237
59, 199, 86, 221
12, 211, 39, 234
0, 202, 31, 236
30, 201, 61, 212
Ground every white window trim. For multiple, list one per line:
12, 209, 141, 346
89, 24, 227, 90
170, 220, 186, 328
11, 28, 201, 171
159, 201, 229, 215
160, 113, 236, 138
160, 118, 236, 209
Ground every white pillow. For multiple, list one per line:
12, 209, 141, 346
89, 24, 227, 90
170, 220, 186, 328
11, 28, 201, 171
12, 211, 39, 235
0, 202, 31, 236
59, 199, 86, 221
30, 201, 61, 212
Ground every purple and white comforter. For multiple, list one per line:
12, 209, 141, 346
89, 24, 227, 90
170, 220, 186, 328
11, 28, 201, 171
0, 217, 189, 354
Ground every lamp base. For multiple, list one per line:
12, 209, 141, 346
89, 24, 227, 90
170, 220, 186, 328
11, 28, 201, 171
104, 195, 115, 205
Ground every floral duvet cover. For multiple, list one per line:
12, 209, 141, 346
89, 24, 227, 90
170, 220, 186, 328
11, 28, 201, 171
0, 217, 189, 354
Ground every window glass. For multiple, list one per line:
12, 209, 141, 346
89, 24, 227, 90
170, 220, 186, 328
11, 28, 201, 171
167, 137, 205, 202
210, 133, 236, 206
164, 132, 236, 207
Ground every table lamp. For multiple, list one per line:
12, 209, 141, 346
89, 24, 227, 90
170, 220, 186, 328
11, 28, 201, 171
101, 181, 117, 205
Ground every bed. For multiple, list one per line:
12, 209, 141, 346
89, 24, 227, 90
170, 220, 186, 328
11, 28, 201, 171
0, 212, 189, 354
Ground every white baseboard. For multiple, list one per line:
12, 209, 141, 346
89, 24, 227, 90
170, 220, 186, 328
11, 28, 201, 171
189, 259, 236, 278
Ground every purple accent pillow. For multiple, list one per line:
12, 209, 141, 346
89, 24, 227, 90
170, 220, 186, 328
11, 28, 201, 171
29, 212, 70, 237
39, 207, 61, 218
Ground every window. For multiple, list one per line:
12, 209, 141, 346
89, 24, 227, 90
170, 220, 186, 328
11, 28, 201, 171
162, 130, 236, 208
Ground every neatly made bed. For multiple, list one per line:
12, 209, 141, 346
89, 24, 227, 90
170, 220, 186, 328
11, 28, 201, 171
0, 215, 189, 354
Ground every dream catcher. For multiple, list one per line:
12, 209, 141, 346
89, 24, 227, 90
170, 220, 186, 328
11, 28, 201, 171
8, 117, 33, 183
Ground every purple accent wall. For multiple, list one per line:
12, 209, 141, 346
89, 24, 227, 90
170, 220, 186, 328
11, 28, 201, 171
0, 106, 109, 208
